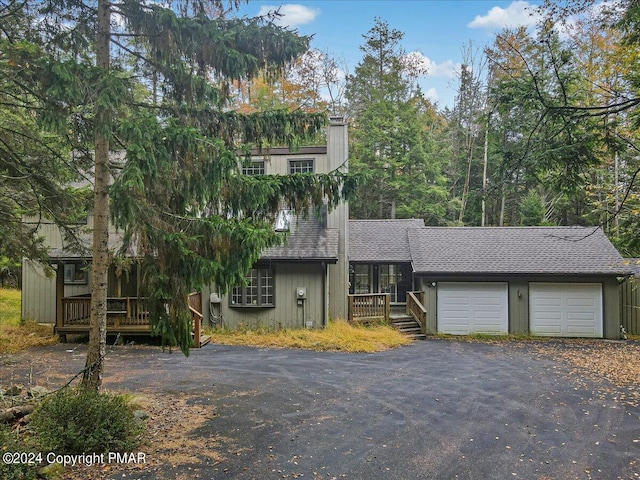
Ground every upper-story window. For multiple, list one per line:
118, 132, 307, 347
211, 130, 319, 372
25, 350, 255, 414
288, 158, 314, 174
242, 160, 265, 176
274, 209, 292, 232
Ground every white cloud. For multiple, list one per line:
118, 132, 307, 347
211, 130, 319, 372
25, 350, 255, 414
423, 87, 439, 102
257, 4, 320, 27
407, 51, 460, 79
467, 1, 541, 29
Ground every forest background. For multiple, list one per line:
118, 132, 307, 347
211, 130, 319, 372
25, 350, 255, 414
231, 1, 640, 257
2, 0, 640, 385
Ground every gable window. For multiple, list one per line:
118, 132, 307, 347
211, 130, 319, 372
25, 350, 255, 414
274, 209, 292, 232
63, 263, 87, 285
231, 266, 274, 307
242, 160, 265, 176
289, 158, 314, 174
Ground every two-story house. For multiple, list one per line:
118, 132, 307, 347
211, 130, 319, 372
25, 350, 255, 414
21, 115, 633, 341
21, 116, 350, 338
200, 116, 350, 330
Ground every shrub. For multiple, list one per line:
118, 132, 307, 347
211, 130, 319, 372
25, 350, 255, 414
29, 388, 144, 454
0, 424, 39, 480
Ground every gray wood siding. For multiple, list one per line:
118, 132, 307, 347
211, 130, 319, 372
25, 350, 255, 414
21, 260, 56, 323
603, 278, 621, 339
415, 278, 437, 333
208, 263, 325, 330
508, 280, 528, 335
327, 119, 349, 319
621, 277, 640, 335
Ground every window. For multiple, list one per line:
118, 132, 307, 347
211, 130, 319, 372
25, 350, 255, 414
289, 158, 314, 174
242, 160, 265, 176
274, 209, 292, 232
353, 264, 371, 294
231, 267, 274, 307
63, 263, 87, 285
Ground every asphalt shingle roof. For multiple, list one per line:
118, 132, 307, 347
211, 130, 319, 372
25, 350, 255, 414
349, 219, 425, 263
623, 258, 640, 276
407, 226, 631, 275
262, 215, 338, 262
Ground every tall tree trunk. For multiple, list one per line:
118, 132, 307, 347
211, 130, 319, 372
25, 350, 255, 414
481, 115, 489, 226
458, 131, 474, 224
614, 151, 620, 236
499, 175, 506, 227
82, 0, 111, 391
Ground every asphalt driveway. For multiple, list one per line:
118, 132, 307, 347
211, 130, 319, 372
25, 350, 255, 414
2, 340, 639, 479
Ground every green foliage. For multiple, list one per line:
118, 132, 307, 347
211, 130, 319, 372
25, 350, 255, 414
29, 388, 144, 454
485, 23, 622, 227
519, 189, 546, 226
0, 20, 91, 265
1, 0, 357, 359
0, 425, 39, 480
346, 18, 448, 223
110, 108, 355, 355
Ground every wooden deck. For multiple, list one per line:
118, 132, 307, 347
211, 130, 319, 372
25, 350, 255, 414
348, 293, 391, 323
56, 293, 210, 347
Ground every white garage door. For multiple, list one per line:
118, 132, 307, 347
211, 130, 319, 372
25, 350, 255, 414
437, 283, 509, 335
529, 283, 603, 338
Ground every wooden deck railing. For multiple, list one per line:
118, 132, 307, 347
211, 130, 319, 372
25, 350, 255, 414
348, 293, 390, 323
188, 292, 207, 347
59, 293, 209, 347
61, 296, 151, 328
406, 291, 427, 335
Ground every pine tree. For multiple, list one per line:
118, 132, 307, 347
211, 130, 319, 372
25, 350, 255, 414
0, 3, 88, 268
345, 18, 447, 222
6, 0, 354, 390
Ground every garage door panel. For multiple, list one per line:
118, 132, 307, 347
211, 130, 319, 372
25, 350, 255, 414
534, 325, 563, 335
533, 296, 562, 307
474, 324, 504, 333
530, 283, 602, 338
567, 312, 595, 321
437, 283, 508, 335
567, 297, 595, 307
567, 325, 597, 335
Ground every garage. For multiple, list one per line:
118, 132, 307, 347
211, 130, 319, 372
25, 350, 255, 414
437, 282, 508, 335
529, 283, 603, 338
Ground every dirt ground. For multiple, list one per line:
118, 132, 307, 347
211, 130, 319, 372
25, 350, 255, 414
1, 338, 639, 479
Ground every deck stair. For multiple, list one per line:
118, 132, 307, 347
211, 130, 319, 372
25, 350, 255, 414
390, 312, 426, 340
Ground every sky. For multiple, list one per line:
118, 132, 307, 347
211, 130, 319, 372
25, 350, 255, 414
236, 0, 545, 109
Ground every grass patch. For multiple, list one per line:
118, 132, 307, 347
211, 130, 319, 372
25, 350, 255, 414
206, 319, 412, 353
0, 288, 58, 354
0, 288, 21, 325
0, 321, 58, 354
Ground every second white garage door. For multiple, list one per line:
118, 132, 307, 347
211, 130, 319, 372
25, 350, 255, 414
437, 282, 509, 335
529, 283, 603, 337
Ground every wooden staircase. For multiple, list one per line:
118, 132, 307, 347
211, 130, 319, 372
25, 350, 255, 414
188, 292, 211, 348
391, 313, 426, 340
